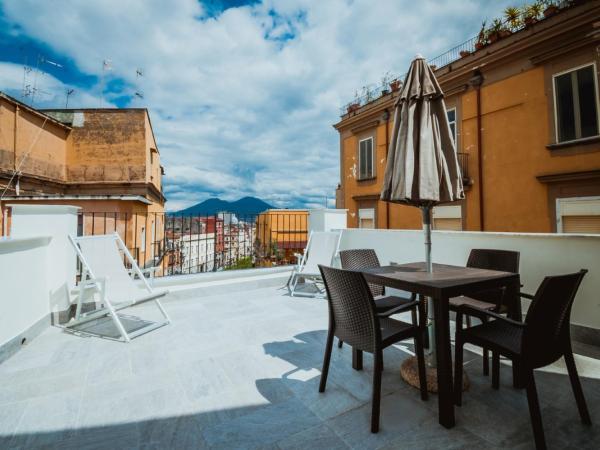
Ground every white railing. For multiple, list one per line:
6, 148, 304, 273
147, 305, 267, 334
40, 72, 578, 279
338, 229, 600, 330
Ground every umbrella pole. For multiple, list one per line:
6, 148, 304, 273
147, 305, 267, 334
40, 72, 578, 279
422, 206, 432, 273
422, 206, 436, 365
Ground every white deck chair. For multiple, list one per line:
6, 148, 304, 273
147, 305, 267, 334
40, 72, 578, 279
67, 233, 170, 342
287, 231, 341, 297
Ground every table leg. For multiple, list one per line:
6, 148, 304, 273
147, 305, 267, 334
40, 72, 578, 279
434, 295, 455, 428
506, 277, 524, 388
352, 348, 363, 371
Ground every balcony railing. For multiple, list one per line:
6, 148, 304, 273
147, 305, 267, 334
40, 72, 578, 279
340, 1, 574, 115
76, 211, 308, 278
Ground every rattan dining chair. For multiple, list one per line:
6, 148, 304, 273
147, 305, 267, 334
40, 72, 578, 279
454, 270, 591, 450
338, 249, 421, 349
449, 249, 520, 376
318, 265, 428, 433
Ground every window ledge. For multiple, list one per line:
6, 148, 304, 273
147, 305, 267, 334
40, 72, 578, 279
547, 135, 600, 150
357, 176, 376, 182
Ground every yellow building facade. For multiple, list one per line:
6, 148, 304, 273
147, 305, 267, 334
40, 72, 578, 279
256, 209, 308, 263
0, 93, 166, 267
335, 2, 600, 234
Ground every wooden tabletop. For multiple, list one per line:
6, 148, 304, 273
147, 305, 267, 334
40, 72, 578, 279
361, 262, 520, 298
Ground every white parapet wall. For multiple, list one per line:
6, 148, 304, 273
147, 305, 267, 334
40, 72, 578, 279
8, 204, 79, 315
309, 209, 347, 233
0, 236, 51, 360
338, 228, 600, 331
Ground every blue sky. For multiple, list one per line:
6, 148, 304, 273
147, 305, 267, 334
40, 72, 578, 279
0, 0, 512, 211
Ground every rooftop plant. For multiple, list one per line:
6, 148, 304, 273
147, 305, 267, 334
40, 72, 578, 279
504, 6, 522, 31
475, 20, 488, 50
524, 1, 544, 24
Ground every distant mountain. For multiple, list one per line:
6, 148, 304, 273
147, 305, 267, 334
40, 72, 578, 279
175, 196, 274, 216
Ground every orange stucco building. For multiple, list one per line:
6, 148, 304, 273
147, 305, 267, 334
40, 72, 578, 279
334, 1, 600, 234
0, 92, 166, 266
256, 209, 308, 263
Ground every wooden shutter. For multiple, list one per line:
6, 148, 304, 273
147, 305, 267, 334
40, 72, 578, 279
562, 215, 600, 234
358, 138, 373, 179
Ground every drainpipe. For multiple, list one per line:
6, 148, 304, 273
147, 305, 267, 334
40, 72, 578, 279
383, 108, 390, 229
470, 70, 485, 231
13, 105, 19, 172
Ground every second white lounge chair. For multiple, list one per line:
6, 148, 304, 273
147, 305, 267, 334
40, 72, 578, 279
287, 231, 341, 297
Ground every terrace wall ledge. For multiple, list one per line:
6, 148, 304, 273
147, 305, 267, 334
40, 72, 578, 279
0, 235, 52, 254
154, 265, 293, 292
336, 228, 600, 240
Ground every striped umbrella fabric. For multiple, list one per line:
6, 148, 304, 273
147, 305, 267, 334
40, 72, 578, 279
381, 55, 464, 207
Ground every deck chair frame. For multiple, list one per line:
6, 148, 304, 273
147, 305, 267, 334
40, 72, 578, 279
67, 232, 171, 342
287, 231, 341, 297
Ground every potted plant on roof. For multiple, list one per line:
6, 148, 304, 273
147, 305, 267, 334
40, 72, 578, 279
504, 6, 522, 32
459, 48, 472, 58
542, 0, 559, 18
475, 21, 488, 50
347, 91, 360, 114
488, 19, 503, 44
523, 2, 543, 27
362, 85, 374, 104
381, 73, 391, 96
389, 78, 402, 92
499, 23, 512, 39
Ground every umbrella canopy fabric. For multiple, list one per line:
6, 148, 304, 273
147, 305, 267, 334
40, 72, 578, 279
381, 56, 464, 206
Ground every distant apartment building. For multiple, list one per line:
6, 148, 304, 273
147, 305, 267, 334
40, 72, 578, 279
334, 1, 600, 233
178, 233, 217, 273
0, 92, 166, 266
172, 214, 254, 273
256, 209, 308, 263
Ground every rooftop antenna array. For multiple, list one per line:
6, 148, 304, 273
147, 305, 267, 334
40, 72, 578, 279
21, 53, 63, 107
134, 68, 144, 104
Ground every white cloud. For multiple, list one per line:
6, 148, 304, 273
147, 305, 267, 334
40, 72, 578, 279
1, 0, 513, 210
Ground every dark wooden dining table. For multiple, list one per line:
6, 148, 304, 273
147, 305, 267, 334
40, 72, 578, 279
360, 262, 521, 429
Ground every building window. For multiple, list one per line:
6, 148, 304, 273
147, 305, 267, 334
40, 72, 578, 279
553, 64, 599, 143
447, 108, 456, 143
358, 137, 374, 180
557, 197, 600, 234
358, 208, 375, 229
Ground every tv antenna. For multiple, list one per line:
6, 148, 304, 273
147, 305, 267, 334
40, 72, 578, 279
65, 88, 75, 108
21, 54, 63, 106
134, 68, 144, 105
100, 59, 112, 107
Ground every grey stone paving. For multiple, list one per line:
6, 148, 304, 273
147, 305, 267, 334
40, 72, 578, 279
0, 284, 599, 449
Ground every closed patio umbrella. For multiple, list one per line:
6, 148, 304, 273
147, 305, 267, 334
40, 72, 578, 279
381, 54, 464, 268
381, 55, 464, 375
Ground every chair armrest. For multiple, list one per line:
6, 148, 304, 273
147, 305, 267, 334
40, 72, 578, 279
520, 292, 535, 300
376, 300, 419, 317
456, 304, 525, 327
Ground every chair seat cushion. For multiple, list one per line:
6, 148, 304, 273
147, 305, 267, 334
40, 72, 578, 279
380, 317, 414, 348
374, 294, 414, 312
462, 319, 523, 357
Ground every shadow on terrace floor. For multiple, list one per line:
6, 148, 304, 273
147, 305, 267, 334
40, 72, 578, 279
2, 329, 600, 450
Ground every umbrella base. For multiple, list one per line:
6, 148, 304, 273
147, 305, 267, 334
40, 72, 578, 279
400, 356, 469, 393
